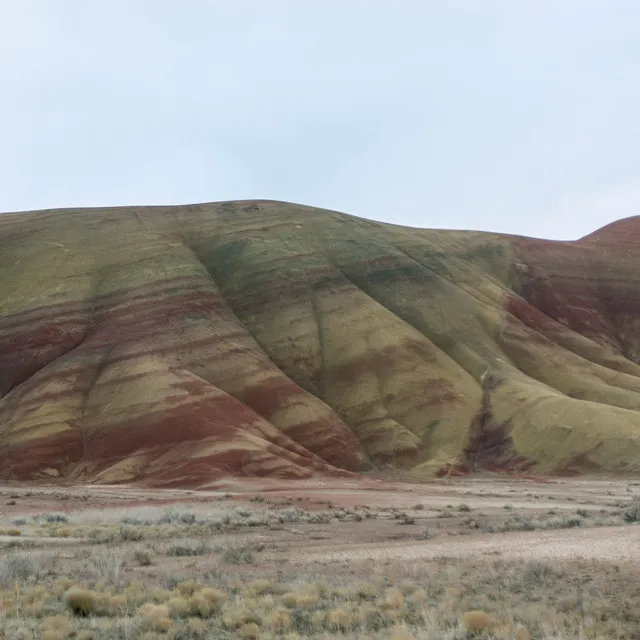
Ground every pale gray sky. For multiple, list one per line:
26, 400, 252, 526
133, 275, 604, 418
2, 1, 639, 239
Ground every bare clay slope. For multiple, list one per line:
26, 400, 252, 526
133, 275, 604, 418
1, 201, 640, 486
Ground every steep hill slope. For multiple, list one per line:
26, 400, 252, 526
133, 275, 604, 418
1, 201, 640, 486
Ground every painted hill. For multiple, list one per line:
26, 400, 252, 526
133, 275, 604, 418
2, 201, 640, 487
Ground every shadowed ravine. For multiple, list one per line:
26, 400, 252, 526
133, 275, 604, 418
2, 200, 640, 487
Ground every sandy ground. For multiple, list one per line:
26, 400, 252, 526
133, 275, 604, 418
1, 474, 639, 567
293, 524, 639, 565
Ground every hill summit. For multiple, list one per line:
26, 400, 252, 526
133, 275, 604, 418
2, 201, 640, 487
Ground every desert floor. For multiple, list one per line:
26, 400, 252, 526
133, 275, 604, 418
0, 474, 639, 639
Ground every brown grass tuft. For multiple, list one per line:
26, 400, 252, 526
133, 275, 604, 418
167, 596, 191, 617
378, 587, 405, 611
64, 588, 97, 617
265, 607, 292, 632
188, 588, 226, 618
462, 610, 492, 631
221, 606, 262, 631
325, 608, 352, 631
281, 592, 319, 609
186, 617, 207, 636
139, 603, 173, 632
177, 580, 200, 596
239, 622, 261, 639
41, 615, 73, 640
53, 578, 76, 597
133, 549, 153, 566
107, 594, 127, 614
244, 579, 280, 596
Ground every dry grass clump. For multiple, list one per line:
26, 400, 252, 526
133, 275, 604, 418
52, 578, 76, 597
165, 595, 191, 617
139, 602, 173, 632
175, 580, 200, 597
243, 578, 284, 597
15, 585, 50, 617
325, 608, 354, 632
188, 587, 227, 617
239, 621, 261, 638
220, 604, 263, 631
118, 524, 144, 541
64, 588, 97, 617
122, 581, 147, 607
264, 607, 292, 632
160, 584, 226, 619
133, 548, 153, 566
43, 525, 75, 538
353, 581, 377, 600
377, 587, 405, 611
185, 617, 207, 636
462, 609, 492, 631
41, 615, 73, 640
64, 587, 126, 617
221, 544, 255, 564
281, 592, 319, 609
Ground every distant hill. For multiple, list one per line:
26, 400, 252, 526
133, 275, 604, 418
2, 200, 640, 487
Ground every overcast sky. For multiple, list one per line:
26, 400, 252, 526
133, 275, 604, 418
2, 1, 639, 240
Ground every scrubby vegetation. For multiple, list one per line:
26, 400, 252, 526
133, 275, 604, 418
0, 543, 637, 639
0, 480, 639, 638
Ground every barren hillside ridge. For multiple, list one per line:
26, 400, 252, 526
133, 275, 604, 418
1, 200, 640, 487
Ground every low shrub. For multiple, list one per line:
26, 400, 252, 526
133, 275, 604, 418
622, 503, 640, 523
222, 546, 255, 565
166, 542, 210, 557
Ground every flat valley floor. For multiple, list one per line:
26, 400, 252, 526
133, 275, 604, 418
1, 475, 639, 639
